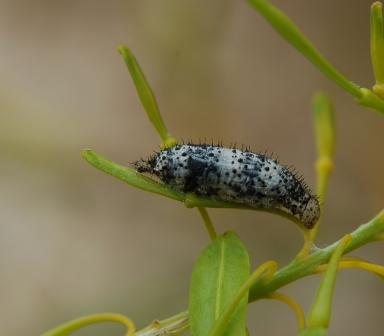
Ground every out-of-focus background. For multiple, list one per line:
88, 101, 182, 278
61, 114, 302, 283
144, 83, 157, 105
1, 0, 383, 335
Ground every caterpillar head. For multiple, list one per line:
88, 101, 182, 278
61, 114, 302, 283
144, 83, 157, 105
301, 197, 320, 229
133, 159, 154, 174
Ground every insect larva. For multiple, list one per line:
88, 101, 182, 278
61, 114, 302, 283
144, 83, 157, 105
135, 144, 320, 228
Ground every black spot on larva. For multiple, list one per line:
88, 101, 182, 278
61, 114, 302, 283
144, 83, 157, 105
136, 144, 320, 228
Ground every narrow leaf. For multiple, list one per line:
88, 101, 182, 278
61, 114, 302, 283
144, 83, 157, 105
117, 45, 175, 145
301, 235, 352, 336
82, 149, 303, 226
246, 0, 361, 99
189, 232, 250, 336
371, 2, 384, 87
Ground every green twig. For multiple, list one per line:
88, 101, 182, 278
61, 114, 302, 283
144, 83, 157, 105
136, 311, 189, 336
42, 313, 135, 336
197, 207, 217, 240
249, 210, 384, 301
247, 0, 384, 114
246, 0, 361, 98
371, 2, 384, 88
82, 149, 305, 228
297, 93, 335, 258
125, 210, 384, 334
304, 235, 351, 334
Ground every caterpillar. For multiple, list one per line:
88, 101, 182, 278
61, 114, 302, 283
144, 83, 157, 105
135, 144, 320, 228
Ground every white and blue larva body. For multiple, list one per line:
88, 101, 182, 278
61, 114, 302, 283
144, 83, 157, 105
135, 144, 320, 228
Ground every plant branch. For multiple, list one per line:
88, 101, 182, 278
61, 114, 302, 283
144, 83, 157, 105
246, 0, 361, 98
197, 207, 217, 240
264, 292, 305, 331
247, 0, 384, 114
136, 311, 189, 336
249, 210, 384, 301
42, 313, 135, 336
129, 210, 384, 335
82, 149, 305, 229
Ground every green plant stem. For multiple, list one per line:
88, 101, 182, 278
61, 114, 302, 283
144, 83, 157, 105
247, 0, 384, 114
82, 149, 184, 201
42, 313, 135, 336
306, 235, 351, 330
249, 210, 384, 301
371, 2, 384, 86
82, 149, 304, 228
197, 207, 217, 240
264, 292, 305, 331
247, 0, 362, 98
298, 93, 335, 258
136, 311, 189, 336
130, 210, 384, 334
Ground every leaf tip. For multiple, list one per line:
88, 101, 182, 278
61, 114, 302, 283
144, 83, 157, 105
117, 44, 131, 57
372, 1, 383, 11
81, 148, 94, 161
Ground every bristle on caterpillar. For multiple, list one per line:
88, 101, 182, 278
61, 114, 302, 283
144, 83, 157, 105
134, 144, 320, 228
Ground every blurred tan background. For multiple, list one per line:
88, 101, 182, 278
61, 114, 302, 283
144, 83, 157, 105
1, 0, 383, 335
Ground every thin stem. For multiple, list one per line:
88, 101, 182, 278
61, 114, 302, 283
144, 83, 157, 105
82, 149, 185, 202
249, 210, 384, 301
42, 313, 135, 336
314, 257, 384, 280
136, 311, 189, 336
197, 207, 217, 240
131, 210, 384, 334
371, 2, 384, 86
297, 93, 335, 258
246, 0, 362, 98
359, 87, 384, 113
265, 292, 305, 330
247, 0, 384, 114
82, 150, 304, 228
306, 235, 351, 329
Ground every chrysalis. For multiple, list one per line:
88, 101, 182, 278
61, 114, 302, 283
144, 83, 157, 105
135, 144, 320, 228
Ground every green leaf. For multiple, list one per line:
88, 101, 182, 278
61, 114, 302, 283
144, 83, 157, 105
305, 235, 351, 332
189, 232, 250, 336
246, 0, 384, 114
82, 149, 184, 201
117, 45, 176, 145
246, 0, 361, 99
371, 2, 384, 87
